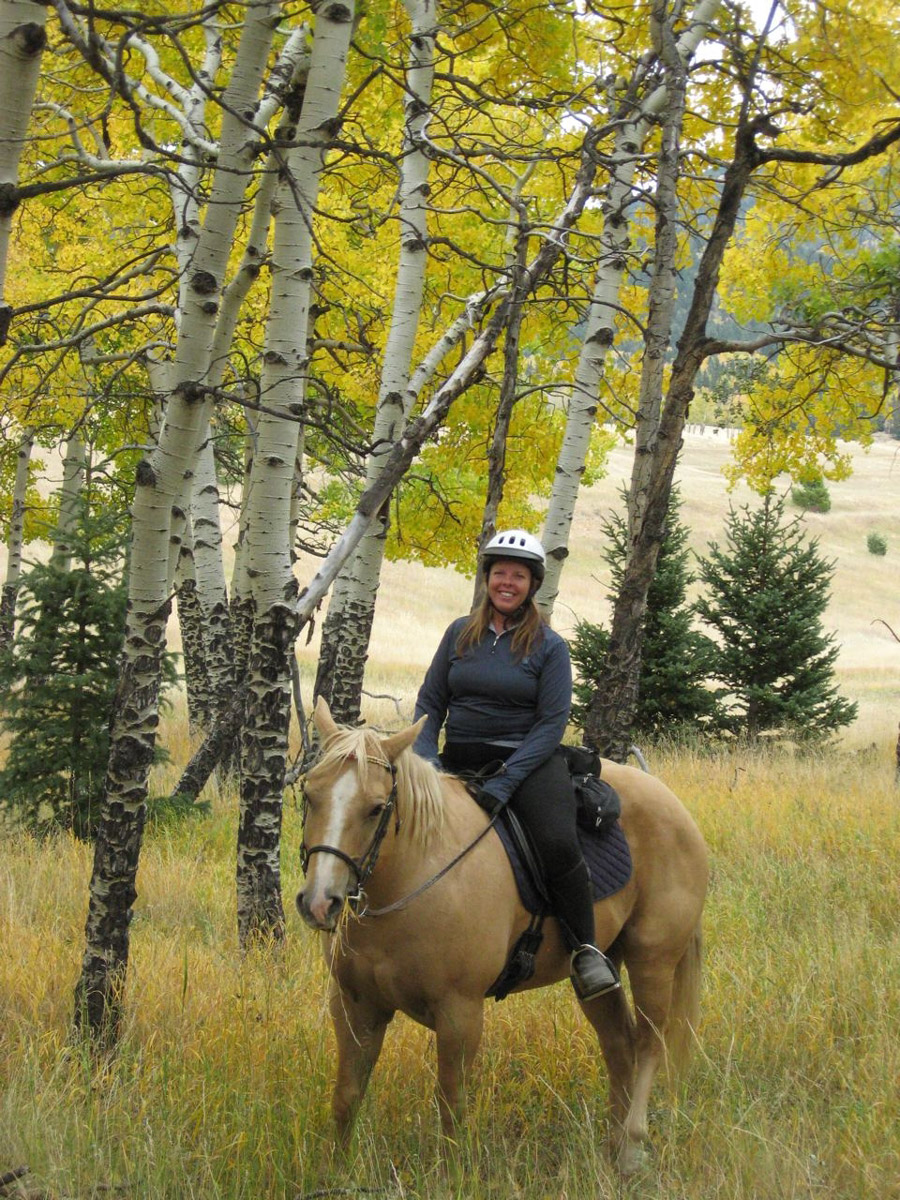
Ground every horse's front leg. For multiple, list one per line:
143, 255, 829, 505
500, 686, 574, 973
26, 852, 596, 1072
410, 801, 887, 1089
434, 999, 485, 1139
329, 980, 394, 1149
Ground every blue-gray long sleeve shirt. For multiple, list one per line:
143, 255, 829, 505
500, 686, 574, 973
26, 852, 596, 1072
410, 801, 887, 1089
413, 616, 572, 805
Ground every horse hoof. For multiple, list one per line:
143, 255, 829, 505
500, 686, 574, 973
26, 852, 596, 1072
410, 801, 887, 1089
617, 1139, 652, 1177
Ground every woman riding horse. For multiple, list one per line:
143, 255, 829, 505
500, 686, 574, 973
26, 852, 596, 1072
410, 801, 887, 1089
296, 700, 709, 1174
413, 528, 618, 1001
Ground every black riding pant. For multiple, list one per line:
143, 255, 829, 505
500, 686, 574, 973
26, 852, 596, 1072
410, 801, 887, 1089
440, 742, 596, 949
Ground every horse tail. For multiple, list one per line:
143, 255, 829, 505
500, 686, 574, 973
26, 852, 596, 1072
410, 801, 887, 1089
665, 920, 703, 1073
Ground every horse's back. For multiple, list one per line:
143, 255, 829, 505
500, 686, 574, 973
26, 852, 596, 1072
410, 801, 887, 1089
599, 758, 708, 949
602, 758, 707, 861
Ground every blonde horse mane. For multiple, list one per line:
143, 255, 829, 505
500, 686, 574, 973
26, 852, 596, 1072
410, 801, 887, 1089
309, 724, 446, 846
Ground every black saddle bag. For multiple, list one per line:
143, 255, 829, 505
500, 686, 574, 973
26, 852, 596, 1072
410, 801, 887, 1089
560, 745, 621, 836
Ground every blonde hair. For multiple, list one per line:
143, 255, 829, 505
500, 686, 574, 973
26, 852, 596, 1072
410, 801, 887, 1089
456, 589, 547, 660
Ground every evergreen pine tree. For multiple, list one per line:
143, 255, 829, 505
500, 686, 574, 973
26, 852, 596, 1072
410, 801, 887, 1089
0, 506, 128, 838
570, 487, 720, 736
695, 494, 857, 740
791, 476, 831, 513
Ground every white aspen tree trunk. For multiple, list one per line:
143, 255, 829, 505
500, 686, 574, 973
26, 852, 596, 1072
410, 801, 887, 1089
168, 16, 223, 334
172, 75, 309, 746
0, 0, 48, 346
886, 292, 900, 438
472, 164, 540, 608
539, 0, 722, 616
75, 1, 287, 1040
0, 424, 33, 648
143, 357, 169, 446
196, 87, 308, 736
175, 63, 624, 809
316, 0, 436, 723
170, 424, 254, 800
174, 512, 213, 731
627, 8, 685, 539
49, 432, 85, 572
288, 437, 306, 566
229, 424, 255, 675
582, 6, 687, 758
312, 566, 350, 706
162, 19, 226, 736
170, 415, 258, 799
186, 432, 231, 725
237, 0, 355, 945
164, 19, 227, 736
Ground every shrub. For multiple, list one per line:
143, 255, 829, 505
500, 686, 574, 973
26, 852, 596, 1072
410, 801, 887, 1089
866, 532, 887, 556
791, 477, 831, 513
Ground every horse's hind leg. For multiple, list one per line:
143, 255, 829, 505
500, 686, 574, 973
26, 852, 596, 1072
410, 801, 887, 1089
580, 953, 679, 1175
329, 982, 393, 1149
615, 956, 677, 1174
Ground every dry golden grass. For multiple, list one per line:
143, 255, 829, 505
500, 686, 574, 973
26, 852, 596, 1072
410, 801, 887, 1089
2, 432, 899, 1198
2, 730, 898, 1199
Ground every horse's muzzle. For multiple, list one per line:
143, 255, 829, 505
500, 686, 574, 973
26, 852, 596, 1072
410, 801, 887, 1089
296, 886, 345, 931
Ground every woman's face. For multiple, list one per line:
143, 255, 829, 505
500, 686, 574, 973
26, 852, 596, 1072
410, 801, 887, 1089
487, 559, 533, 621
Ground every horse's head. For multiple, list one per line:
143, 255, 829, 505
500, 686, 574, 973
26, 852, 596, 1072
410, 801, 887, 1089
296, 697, 426, 931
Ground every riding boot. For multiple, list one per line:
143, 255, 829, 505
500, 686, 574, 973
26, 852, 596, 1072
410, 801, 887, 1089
548, 858, 621, 1000
570, 944, 620, 1000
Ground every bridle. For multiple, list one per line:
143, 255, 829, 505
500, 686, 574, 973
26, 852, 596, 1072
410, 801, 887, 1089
300, 752, 399, 911
300, 748, 503, 921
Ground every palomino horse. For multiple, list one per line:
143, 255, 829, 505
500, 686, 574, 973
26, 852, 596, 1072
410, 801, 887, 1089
297, 699, 709, 1174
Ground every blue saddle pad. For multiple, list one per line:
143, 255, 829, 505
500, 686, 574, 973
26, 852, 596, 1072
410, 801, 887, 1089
495, 815, 632, 914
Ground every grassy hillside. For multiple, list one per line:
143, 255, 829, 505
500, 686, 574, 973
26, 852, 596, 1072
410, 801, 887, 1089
300, 430, 900, 749
4, 427, 897, 745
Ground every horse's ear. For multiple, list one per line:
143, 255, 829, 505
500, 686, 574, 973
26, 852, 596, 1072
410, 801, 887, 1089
381, 716, 427, 763
313, 695, 339, 741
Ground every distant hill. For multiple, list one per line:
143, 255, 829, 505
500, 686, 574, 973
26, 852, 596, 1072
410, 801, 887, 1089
335, 427, 899, 748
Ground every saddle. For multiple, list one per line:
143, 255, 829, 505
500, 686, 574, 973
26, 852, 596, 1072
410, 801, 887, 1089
486, 809, 632, 1000
495, 807, 632, 917
462, 754, 633, 1002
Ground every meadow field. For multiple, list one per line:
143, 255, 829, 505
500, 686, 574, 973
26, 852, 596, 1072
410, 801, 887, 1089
295, 428, 900, 743
2, 431, 899, 1199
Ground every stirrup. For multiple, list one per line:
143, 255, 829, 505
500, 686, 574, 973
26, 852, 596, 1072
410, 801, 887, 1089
570, 944, 621, 1000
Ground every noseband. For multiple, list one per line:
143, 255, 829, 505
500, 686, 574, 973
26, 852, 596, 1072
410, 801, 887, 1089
300, 753, 399, 910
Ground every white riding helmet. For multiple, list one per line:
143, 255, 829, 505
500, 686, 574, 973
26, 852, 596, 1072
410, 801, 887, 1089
482, 529, 546, 584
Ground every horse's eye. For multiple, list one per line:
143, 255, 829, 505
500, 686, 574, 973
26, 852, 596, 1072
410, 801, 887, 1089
367, 803, 385, 820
